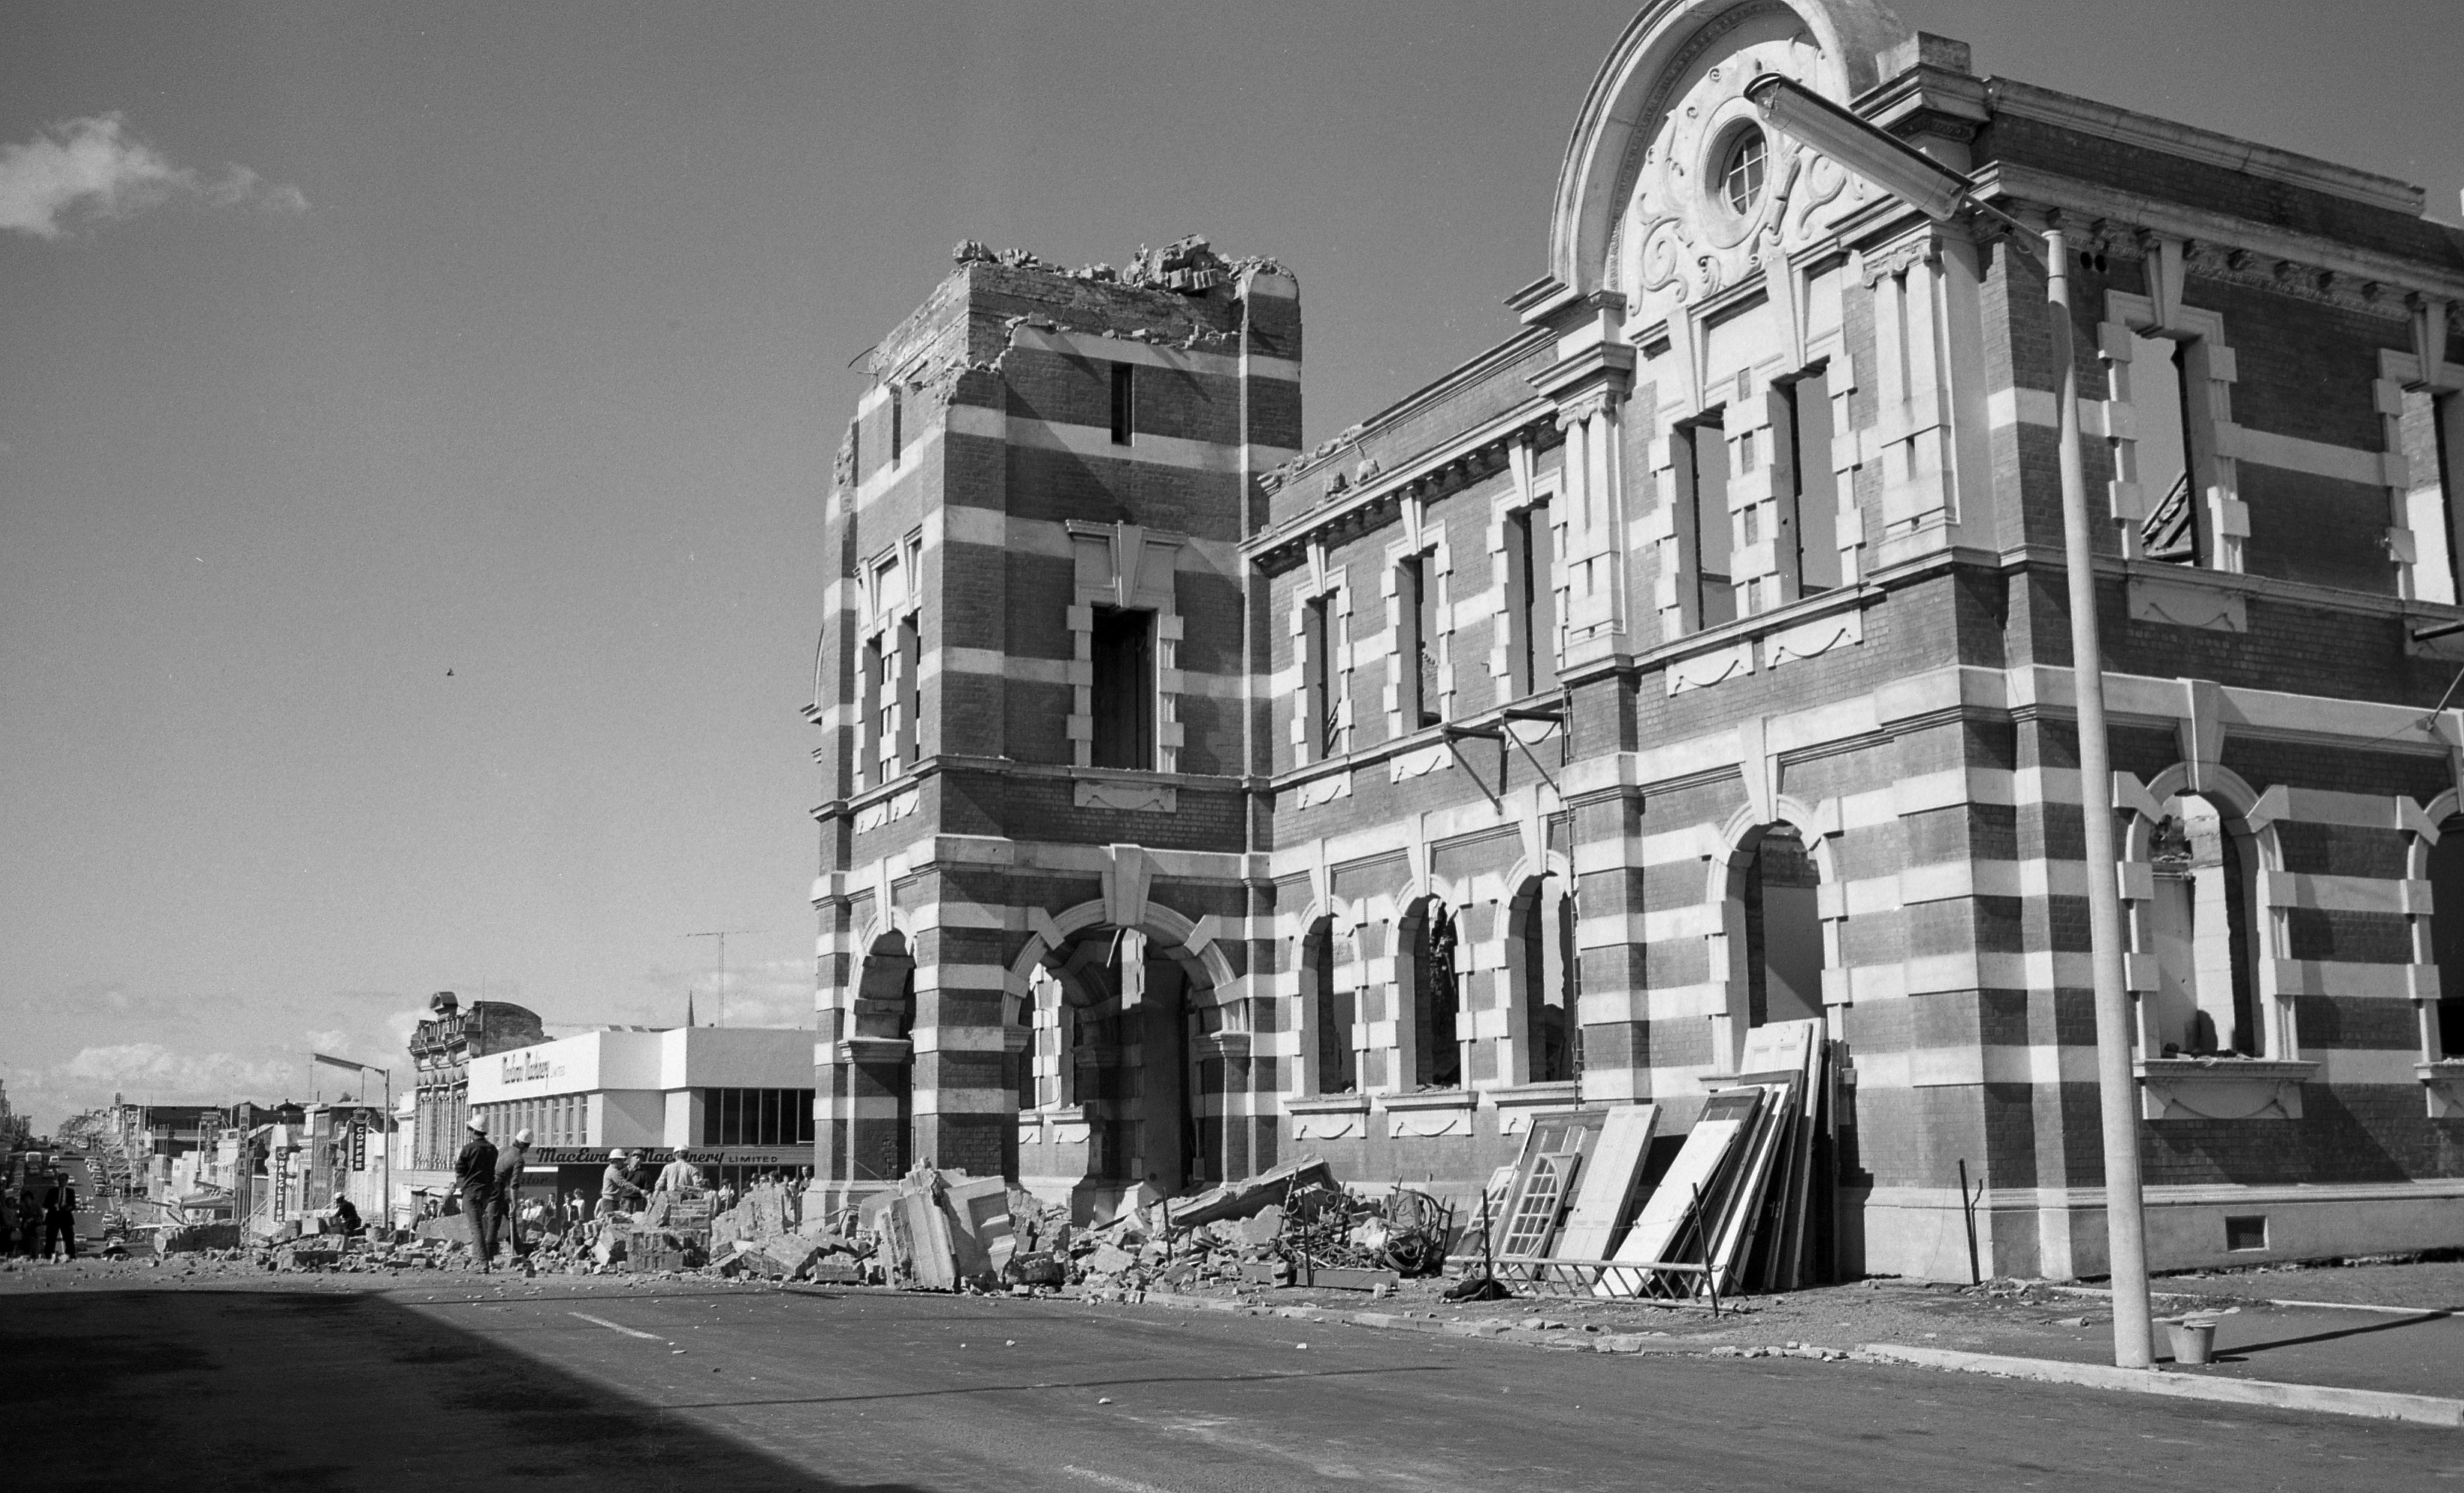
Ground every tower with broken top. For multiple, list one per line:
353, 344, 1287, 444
814, 0, 2464, 1282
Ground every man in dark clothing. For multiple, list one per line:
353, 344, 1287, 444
43, 1177, 78, 1260
489, 1129, 532, 1264
453, 1115, 499, 1271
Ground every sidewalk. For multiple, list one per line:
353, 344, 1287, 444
1121, 1258, 2464, 1425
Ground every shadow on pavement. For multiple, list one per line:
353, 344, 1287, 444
0, 1286, 926, 1493
2198, 1308, 2456, 1364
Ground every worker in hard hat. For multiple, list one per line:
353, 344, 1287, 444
453, 1115, 500, 1271
596, 1148, 646, 1219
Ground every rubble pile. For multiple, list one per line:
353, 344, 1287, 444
1061, 1156, 1453, 1297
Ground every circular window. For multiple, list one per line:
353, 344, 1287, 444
1718, 126, 1767, 215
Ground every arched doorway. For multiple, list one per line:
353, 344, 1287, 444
1739, 825, 1825, 1030
1033, 925, 1213, 1203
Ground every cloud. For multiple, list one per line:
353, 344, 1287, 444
0, 113, 306, 239
55, 1042, 297, 1101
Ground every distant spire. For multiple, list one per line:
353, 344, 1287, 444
687, 989, 697, 1027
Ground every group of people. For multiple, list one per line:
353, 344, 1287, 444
0, 1174, 80, 1260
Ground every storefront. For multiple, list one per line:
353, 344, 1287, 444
465, 1025, 814, 1206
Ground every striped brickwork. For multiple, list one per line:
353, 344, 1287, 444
811, 7, 2464, 1271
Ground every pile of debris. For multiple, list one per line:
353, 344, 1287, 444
1061, 1156, 1453, 1297
1483, 1019, 1833, 1301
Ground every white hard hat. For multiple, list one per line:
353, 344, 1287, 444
514, 1128, 532, 1145
608, 1148, 628, 1161
466, 1115, 487, 1132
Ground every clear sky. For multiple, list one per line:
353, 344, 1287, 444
4, 1, 2457, 1131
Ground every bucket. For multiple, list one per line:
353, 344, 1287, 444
2164, 1316, 2219, 1366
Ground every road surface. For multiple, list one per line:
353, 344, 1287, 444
4, 1275, 2457, 1491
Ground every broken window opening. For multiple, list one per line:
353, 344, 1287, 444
1089, 605, 1156, 770
1304, 918, 1356, 1095
1399, 552, 1443, 731
2401, 387, 2462, 605
2130, 331, 2200, 564
1506, 503, 1559, 697
1743, 826, 1825, 1029
2146, 794, 2261, 1057
1774, 371, 1841, 595
1511, 878, 1577, 1084
1110, 361, 1135, 446
889, 384, 905, 467
1678, 417, 1736, 628
1409, 901, 1463, 1089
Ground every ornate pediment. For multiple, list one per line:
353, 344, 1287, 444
1613, 35, 1872, 325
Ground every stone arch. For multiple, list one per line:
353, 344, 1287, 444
1004, 900, 1240, 1017
1548, 0, 1905, 295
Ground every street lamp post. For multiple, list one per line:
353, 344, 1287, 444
1745, 73, 2154, 1369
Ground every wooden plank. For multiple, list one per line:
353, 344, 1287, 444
1707, 1083, 1795, 1293
1771, 1040, 1827, 1290
1555, 1105, 1658, 1261
1597, 1088, 1761, 1296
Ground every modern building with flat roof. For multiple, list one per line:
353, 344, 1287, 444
466, 1025, 815, 1198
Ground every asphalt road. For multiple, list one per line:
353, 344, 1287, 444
5, 1276, 2460, 1491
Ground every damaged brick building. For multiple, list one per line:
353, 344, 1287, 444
809, 0, 2464, 1280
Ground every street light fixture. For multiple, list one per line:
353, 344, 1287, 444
1745, 72, 2155, 1371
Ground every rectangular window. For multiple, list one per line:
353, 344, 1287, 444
1774, 373, 1841, 594
2131, 331, 2199, 563
889, 385, 904, 466
1301, 595, 1336, 759
860, 636, 886, 784
1110, 361, 1135, 446
1089, 605, 1155, 769
847, 418, 861, 483
1505, 504, 1558, 697
894, 615, 921, 767
2401, 387, 2461, 605
1399, 553, 1442, 730
1677, 418, 1735, 628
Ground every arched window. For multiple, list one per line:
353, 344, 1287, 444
1744, 825, 1825, 1029
2146, 793, 2260, 1056
2427, 818, 2464, 1058
1303, 917, 1356, 1095
1403, 900, 1463, 1089
1509, 877, 1578, 1083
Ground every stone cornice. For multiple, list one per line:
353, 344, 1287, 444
1982, 77, 2424, 216
1975, 162, 2464, 309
